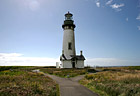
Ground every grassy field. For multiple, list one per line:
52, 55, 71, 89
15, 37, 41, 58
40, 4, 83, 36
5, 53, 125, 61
39, 67, 88, 78
2, 66, 139, 96
80, 66, 140, 96
0, 66, 59, 96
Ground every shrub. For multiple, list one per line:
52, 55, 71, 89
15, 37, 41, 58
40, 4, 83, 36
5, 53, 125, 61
80, 67, 140, 96
40, 68, 87, 78
0, 67, 58, 96
85, 74, 94, 79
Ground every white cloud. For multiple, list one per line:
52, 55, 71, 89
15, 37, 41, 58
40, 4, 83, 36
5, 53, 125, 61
0, 53, 139, 67
86, 58, 140, 67
106, 0, 113, 5
126, 18, 128, 21
0, 53, 59, 66
93, 0, 125, 12
137, 26, 140, 30
110, 3, 124, 11
136, 14, 140, 21
29, 1, 40, 11
95, 0, 100, 7
0, 53, 23, 57
111, 3, 124, 9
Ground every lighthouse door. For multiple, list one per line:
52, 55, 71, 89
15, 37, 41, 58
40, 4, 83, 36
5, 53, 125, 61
72, 62, 75, 68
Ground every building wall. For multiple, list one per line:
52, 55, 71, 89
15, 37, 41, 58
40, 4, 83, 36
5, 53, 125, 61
76, 60, 84, 68
61, 60, 84, 68
61, 60, 72, 68
56, 62, 59, 68
62, 29, 76, 59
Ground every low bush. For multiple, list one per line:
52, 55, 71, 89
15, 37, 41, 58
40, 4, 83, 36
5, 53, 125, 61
80, 67, 140, 96
87, 68, 97, 73
40, 68, 87, 78
128, 66, 140, 70
0, 67, 58, 96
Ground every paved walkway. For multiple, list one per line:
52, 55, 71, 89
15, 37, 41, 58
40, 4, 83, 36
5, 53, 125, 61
44, 74, 99, 96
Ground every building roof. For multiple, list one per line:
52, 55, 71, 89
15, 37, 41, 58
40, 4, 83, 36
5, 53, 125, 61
60, 54, 85, 61
60, 54, 67, 60
65, 11, 73, 16
71, 55, 86, 60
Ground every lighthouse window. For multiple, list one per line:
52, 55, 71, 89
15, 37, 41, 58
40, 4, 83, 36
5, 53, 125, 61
68, 42, 72, 50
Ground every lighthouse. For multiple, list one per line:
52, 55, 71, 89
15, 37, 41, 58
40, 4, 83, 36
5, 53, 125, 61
60, 12, 85, 68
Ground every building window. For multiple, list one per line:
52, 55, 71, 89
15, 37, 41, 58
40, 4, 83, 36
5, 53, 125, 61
68, 42, 72, 50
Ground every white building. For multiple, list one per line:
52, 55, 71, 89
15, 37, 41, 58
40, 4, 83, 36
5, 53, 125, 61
60, 12, 85, 68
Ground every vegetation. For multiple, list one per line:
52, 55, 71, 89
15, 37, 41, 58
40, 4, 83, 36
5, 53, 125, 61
0, 66, 33, 71
3, 66, 140, 96
80, 66, 140, 96
39, 67, 91, 78
0, 66, 59, 96
127, 66, 140, 70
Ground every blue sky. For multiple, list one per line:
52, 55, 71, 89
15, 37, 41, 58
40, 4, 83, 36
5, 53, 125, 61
0, 0, 140, 66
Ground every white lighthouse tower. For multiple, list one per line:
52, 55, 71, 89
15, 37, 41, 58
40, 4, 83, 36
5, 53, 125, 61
60, 12, 85, 68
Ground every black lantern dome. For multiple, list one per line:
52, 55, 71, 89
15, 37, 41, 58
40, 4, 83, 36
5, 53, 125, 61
62, 11, 76, 29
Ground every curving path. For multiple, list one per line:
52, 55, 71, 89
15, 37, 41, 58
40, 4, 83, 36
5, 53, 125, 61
44, 73, 99, 96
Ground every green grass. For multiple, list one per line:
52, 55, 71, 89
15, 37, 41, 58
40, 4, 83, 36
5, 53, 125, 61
56, 84, 60, 96
0, 66, 59, 96
39, 67, 89, 78
0, 66, 32, 71
127, 66, 140, 70
80, 66, 140, 96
